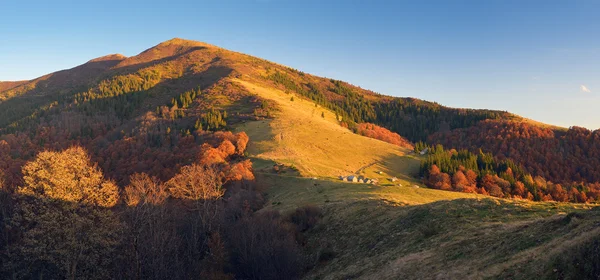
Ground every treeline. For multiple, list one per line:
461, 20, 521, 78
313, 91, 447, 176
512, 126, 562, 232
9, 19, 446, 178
268, 71, 375, 130
418, 143, 596, 203
171, 87, 201, 109
429, 120, 600, 185
76, 69, 162, 103
267, 70, 509, 142
374, 100, 508, 142
0, 69, 163, 135
0, 142, 323, 279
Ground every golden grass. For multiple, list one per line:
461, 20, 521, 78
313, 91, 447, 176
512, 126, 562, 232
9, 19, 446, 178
258, 173, 485, 212
232, 78, 412, 179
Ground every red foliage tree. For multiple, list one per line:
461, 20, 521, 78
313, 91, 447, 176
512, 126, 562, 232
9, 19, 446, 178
356, 123, 413, 149
426, 165, 452, 190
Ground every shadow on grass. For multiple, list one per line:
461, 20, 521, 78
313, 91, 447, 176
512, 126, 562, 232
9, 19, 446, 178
303, 196, 600, 279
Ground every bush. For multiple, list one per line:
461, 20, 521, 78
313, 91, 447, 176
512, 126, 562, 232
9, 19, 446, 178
418, 221, 442, 238
286, 205, 323, 232
318, 246, 336, 263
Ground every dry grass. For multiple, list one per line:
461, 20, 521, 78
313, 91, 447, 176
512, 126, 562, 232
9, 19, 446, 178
301, 198, 598, 280
257, 173, 484, 212
232, 79, 412, 179
224, 76, 600, 280
0, 81, 28, 92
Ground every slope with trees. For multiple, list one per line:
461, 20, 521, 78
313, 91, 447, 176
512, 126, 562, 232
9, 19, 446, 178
418, 143, 593, 203
429, 120, 600, 189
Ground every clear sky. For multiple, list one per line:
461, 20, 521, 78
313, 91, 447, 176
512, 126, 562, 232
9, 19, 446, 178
1, 0, 599, 129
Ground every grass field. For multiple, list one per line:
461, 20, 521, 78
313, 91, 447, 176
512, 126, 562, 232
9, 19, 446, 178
232, 78, 413, 179
303, 197, 598, 280
258, 173, 483, 211
256, 172, 599, 279
230, 77, 600, 280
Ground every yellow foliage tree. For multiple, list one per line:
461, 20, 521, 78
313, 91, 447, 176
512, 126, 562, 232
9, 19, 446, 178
19, 146, 118, 207
6, 146, 122, 279
167, 164, 224, 201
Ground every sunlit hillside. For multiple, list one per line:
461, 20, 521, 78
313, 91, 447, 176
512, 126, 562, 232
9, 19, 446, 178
1, 38, 599, 280
233, 78, 413, 179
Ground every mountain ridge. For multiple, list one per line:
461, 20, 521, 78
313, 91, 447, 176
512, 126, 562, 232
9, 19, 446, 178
0, 38, 526, 123
0, 38, 593, 191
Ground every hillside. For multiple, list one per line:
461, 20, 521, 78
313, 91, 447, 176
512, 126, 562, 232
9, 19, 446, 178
429, 120, 600, 185
0, 81, 27, 92
1, 38, 600, 279
0, 38, 510, 186
232, 78, 413, 179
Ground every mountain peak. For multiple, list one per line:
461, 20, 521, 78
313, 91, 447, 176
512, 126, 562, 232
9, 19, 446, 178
157, 38, 216, 48
114, 38, 216, 68
88, 54, 127, 63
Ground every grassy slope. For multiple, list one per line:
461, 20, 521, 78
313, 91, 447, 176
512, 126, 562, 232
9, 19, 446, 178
229, 76, 599, 280
232, 78, 414, 180
0, 81, 28, 92
304, 198, 598, 280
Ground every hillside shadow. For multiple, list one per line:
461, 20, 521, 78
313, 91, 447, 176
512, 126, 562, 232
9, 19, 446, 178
368, 152, 422, 183
0, 54, 229, 136
308, 196, 600, 279
108, 46, 207, 77
0, 46, 210, 133
0, 58, 127, 130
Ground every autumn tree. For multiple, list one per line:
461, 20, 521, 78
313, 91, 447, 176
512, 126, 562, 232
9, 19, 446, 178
513, 181, 526, 198
452, 170, 469, 192
122, 173, 178, 280
19, 146, 119, 207
167, 164, 225, 270
480, 174, 503, 198
7, 146, 122, 279
235, 132, 249, 155
426, 165, 451, 190
167, 164, 224, 202
464, 169, 479, 193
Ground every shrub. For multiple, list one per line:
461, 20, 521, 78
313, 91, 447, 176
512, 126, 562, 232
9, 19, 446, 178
286, 205, 323, 232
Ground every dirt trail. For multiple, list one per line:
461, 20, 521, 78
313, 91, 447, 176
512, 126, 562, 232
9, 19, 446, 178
355, 161, 380, 175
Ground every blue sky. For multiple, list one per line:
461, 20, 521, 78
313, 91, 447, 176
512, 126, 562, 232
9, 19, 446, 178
1, 0, 599, 129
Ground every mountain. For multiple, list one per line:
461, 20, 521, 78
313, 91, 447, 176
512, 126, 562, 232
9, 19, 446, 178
0, 81, 27, 92
0, 38, 501, 183
1, 38, 599, 279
